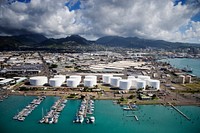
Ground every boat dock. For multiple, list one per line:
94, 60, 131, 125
13, 96, 46, 122
39, 98, 67, 124
134, 115, 139, 121
73, 96, 95, 124
168, 102, 191, 121
126, 115, 139, 121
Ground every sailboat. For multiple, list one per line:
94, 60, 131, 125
39, 108, 45, 123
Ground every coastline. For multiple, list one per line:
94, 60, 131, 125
7, 91, 200, 106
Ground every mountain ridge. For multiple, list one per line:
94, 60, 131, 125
0, 34, 199, 51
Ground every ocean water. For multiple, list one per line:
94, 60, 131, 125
0, 96, 200, 133
159, 58, 200, 77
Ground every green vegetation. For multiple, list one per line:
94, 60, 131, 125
83, 87, 92, 92
185, 81, 200, 90
49, 64, 58, 69
152, 94, 157, 100
67, 93, 77, 98
65, 65, 73, 68
179, 81, 200, 93
98, 84, 110, 91
19, 87, 30, 91
128, 95, 135, 99
118, 96, 128, 104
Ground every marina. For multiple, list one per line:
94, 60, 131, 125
13, 96, 46, 122
0, 96, 200, 133
73, 96, 95, 124
39, 98, 67, 124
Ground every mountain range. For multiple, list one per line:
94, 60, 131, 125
0, 33, 199, 51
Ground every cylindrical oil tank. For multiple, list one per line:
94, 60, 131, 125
102, 74, 113, 84
49, 78, 63, 87
185, 75, 191, 83
84, 78, 96, 87
67, 78, 79, 87
135, 80, 146, 90
147, 79, 160, 90
110, 77, 122, 87
128, 76, 135, 79
137, 75, 150, 80
178, 75, 185, 84
128, 78, 142, 88
85, 76, 97, 85
29, 76, 48, 86
119, 79, 131, 90
69, 75, 82, 83
54, 75, 66, 83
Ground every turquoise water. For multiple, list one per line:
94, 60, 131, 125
159, 58, 200, 77
0, 96, 200, 133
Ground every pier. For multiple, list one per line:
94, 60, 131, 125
39, 98, 67, 124
73, 95, 95, 124
126, 115, 139, 121
13, 96, 46, 122
134, 115, 139, 121
168, 102, 191, 121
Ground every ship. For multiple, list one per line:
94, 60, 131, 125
182, 66, 193, 73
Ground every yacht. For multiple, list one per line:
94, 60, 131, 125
90, 116, 95, 123
79, 115, 84, 123
123, 106, 131, 111
18, 117, 25, 121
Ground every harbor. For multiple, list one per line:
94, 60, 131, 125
0, 96, 200, 133
39, 98, 67, 124
13, 96, 46, 122
73, 96, 95, 124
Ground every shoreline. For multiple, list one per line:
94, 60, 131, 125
6, 92, 200, 106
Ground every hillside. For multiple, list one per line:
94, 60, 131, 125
96, 36, 197, 49
0, 34, 199, 51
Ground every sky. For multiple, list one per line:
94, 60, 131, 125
0, 0, 200, 43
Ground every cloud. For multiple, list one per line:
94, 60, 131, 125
0, 0, 199, 43
0, 0, 85, 38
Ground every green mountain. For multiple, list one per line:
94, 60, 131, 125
96, 36, 198, 49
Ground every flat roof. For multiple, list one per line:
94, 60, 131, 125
0, 78, 14, 84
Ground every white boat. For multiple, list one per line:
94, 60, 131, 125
53, 117, 58, 123
63, 100, 68, 104
79, 115, 84, 123
18, 117, 25, 121
49, 118, 54, 124
123, 106, 131, 111
90, 116, 95, 123
39, 118, 45, 123
13, 115, 18, 120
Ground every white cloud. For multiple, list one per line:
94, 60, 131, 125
0, 0, 199, 43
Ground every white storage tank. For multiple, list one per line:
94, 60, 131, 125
102, 74, 113, 84
54, 75, 66, 83
69, 75, 82, 83
29, 76, 48, 86
128, 76, 135, 79
135, 80, 146, 90
119, 79, 131, 90
84, 78, 96, 87
185, 75, 191, 83
49, 78, 63, 87
178, 75, 185, 84
67, 78, 79, 88
85, 76, 97, 85
147, 79, 160, 90
110, 77, 122, 87
128, 78, 142, 88
137, 75, 150, 80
